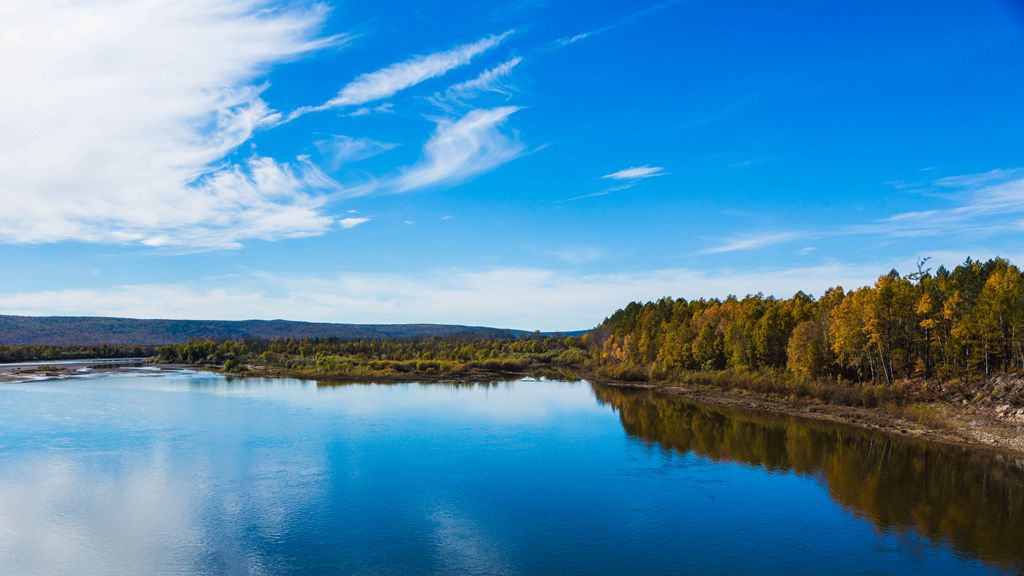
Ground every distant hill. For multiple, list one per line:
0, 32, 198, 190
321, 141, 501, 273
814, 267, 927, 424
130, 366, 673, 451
0, 315, 568, 346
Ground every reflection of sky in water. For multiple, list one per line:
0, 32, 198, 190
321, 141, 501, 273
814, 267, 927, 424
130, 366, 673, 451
0, 358, 148, 368
0, 372, 1013, 575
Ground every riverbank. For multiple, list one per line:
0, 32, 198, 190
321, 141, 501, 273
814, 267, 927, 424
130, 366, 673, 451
590, 376, 1024, 457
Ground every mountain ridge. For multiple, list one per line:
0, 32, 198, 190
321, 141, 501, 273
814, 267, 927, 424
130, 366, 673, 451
0, 314, 582, 346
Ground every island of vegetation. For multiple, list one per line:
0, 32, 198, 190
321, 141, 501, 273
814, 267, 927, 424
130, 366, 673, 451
3, 257, 1023, 453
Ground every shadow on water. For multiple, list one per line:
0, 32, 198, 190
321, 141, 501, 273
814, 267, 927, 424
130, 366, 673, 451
591, 383, 1024, 571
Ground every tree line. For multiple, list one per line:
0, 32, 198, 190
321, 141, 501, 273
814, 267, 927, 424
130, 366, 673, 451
590, 257, 1024, 384
154, 335, 587, 378
0, 344, 156, 363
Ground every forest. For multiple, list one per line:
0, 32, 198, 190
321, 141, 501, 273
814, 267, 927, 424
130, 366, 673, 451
0, 344, 157, 363
591, 257, 1023, 387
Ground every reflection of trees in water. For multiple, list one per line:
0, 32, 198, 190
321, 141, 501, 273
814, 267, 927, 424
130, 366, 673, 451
592, 384, 1024, 570
316, 380, 510, 390
193, 378, 513, 392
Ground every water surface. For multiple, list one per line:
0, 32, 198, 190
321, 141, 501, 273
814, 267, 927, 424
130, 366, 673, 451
0, 370, 1020, 575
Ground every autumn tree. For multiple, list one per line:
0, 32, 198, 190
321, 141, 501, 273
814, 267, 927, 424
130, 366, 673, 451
966, 261, 1024, 373
830, 288, 874, 381
693, 323, 725, 370
787, 320, 831, 380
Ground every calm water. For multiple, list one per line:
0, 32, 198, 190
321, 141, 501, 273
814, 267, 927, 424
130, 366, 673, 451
0, 370, 1021, 575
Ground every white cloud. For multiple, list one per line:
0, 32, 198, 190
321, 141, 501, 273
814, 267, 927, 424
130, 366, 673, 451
392, 107, 525, 192
349, 102, 395, 117
602, 165, 667, 180
339, 217, 370, 230
288, 31, 512, 120
449, 57, 523, 96
428, 57, 523, 110
555, 165, 664, 203
555, 190, 613, 204
0, 0, 343, 248
143, 155, 339, 249
857, 169, 1024, 238
315, 135, 396, 169
548, 0, 680, 49
554, 32, 593, 47
700, 169, 1024, 255
0, 262, 900, 331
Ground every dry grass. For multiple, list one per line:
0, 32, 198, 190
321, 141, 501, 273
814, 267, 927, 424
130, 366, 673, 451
883, 402, 951, 430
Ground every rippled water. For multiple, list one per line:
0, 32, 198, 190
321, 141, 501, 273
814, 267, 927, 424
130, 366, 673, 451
0, 370, 1020, 575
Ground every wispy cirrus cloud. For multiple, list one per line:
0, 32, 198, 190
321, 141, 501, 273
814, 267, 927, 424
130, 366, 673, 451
602, 165, 668, 180
428, 57, 523, 110
339, 217, 370, 230
555, 165, 667, 203
0, 0, 345, 249
449, 57, 522, 97
288, 31, 513, 121
314, 135, 397, 169
548, 0, 681, 49
698, 169, 1024, 254
855, 169, 1024, 238
349, 102, 395, 117
392, 107, 525, 192
554, 190, 615, 204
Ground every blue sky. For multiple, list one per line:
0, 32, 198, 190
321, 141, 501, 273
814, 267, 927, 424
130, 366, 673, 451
1, 0, 1023, 330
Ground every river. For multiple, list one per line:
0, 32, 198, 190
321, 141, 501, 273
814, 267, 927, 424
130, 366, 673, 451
0, 369, 1020, 574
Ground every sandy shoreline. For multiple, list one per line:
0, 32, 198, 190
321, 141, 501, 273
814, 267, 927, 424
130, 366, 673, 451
0, 359, 189, 383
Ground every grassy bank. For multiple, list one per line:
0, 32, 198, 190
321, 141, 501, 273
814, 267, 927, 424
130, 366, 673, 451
590, 363, 905, 407
218, 356, 583, 383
